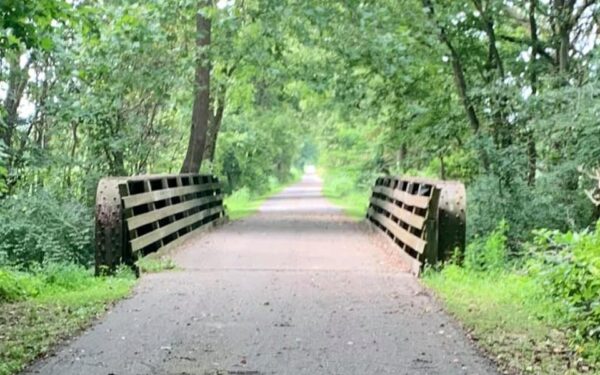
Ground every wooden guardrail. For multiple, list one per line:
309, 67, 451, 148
95, 173, 225, 274
367, 176, 465, 275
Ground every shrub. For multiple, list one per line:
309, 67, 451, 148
467, 169, 594, 246
464, 219, 509, 272
0, 269, 32, 303
323, 171, 356, 198
529, 221, 600, 359
0, 190, 93, 269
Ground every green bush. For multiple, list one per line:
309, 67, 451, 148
467, 169, 594, 246
322, 171, 357, 198
464, 219, 509, 272
0, 191, 93, 269
529, 222, 600, 360
0, 269, 32, 303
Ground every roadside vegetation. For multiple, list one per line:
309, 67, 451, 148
225, 169, 303, 220
424, 221, 600, 374
136, 256, 178, 273
320, 169, 370, 221
2, 0, 600, 374
0, 265, 135, 375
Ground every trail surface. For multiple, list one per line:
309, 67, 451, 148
25, 173, 497, 375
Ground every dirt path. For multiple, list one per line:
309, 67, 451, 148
24, 173, 497, 375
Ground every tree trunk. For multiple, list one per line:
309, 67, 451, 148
558, 30, 570, 74
439, 156, 446, 180
204, 100, 225, 163
2, 56, 29, 150
422, 0, 489, 170
472, 0, 504, 79
181, 3, 211, 174
527, 0, 539, 186
423, 0, 481, 135
553, 0, 575, 74
1, 55, 30, 192
204, 66, 234, 164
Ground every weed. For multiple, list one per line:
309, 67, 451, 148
136, 256, 177, 273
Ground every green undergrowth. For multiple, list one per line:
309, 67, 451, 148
224, 187, 273, 220
320, 169, 370, 220
136, 254, 177, 273
0, 265, 136, 375
423, 221, 600, 374
224, 172, 302, 220
423, 266, 584, 374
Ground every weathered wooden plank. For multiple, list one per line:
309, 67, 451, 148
122, 183, 219, 208
143, 180, 162, 248
125, 173, 212, 182
369, 196, 426, 230
150, 216, 227, 256
130, 206, 223, 251
367, 208, 426, 254
367, 219, 422, 276
126, 194, 223, 231
372, 185, 430, 208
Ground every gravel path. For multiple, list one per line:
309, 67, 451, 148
24, 172, 498, 375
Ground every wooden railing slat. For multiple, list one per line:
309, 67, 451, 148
130, 206, 223, 252
367, 208, 426, 254
122, 183, 219, 208
372, 186, 430, 208
126, 194, 223, 231
369, 196, 426, 229
367, 213, 422, 275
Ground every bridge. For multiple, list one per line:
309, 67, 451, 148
24, 172, 495, 375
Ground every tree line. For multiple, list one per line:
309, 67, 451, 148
1, 0, 600, 263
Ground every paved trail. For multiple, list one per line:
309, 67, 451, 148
25, 173, 497, 375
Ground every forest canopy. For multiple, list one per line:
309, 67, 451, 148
0, 0, 599, 264
2, 1, 600, 372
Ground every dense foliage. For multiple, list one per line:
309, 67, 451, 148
2, 0, 599, 261
1, 0, 600, 371
529, 222, 600, 360
427, 219, 600, 371
0, 191, 92, 268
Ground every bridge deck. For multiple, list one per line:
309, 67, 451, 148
24, 173, 497, 375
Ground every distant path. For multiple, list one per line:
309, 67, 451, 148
24, 172, 497, 375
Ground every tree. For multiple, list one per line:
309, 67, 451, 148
181, 2, 212, 174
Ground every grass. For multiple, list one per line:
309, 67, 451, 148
224, 173, 302, 220
0, 265, 136, 375
320, 169, 370, 220
136, 254, 177, 273
224, 187, 274, 220
423, 265, 591, 374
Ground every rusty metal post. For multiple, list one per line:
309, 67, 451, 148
95, 178, 128, 275
436, 181, 466, 262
